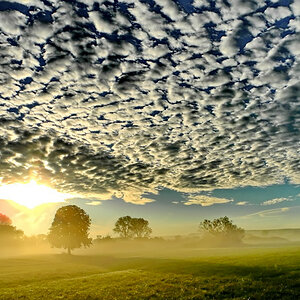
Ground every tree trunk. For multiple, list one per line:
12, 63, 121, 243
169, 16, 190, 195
68, 247, 71, 255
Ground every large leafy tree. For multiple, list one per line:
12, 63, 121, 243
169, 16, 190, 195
199, 216, 244, 243
48, 205, 92, 254
113, 216, 152, 239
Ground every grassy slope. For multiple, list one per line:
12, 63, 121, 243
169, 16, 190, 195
0, 246, 300, 299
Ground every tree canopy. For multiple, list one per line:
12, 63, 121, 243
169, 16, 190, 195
0, 213, 24, 243
0, 213, 12, 225
130, 218, 152, 238
199, 216, 244, 243
48, 205, 92, 254
113, 216, 133, 238
113, 216, 152, 239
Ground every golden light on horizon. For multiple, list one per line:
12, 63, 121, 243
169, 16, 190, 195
0, 180, 74, 209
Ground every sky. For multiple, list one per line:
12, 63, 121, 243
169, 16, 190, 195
0, 0, 299, 236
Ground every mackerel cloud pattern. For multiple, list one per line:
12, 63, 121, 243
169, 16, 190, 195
0, 0, 299, 204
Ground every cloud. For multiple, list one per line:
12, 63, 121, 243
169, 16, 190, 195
241, 207, 291, 218
236, 201, 248, 206
261, 197, 291, 206
86, 201, 102, 206
184, 195, 233, 206
121, 190, 156, 205
0, 0, 299, 204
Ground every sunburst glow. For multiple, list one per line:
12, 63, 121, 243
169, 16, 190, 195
0, 181, 74, 209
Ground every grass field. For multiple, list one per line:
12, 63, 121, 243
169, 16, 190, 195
0, 244, 300, 299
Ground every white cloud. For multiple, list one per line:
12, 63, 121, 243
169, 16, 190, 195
236, 201, 248, 206
184, 195, 233, 206
121, 190, 156, 205
291, 2, 300, 15
261, 198, 290, 206
242, 207, 291, 218
86, 201, 102, 206
264, 7, 291, 23
89, 11, 117, 34
0, 11, 27, 35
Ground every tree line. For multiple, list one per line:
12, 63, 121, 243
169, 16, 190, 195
1, 205, 245, 254
0, 213, 24, 241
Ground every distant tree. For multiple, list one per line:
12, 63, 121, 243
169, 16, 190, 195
0, 213, 12, 225
0, 213, 24, 242
199, 216, 244, 243
48, 205, 92, 254
0, 225, 24, 241
113, 216, 134, 238
130, 218, 152, 238
113, 216, 152, 239
94, 234, 113, 243
24, 234, 49, 245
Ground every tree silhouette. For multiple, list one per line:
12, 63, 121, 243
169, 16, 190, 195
0, 225, 24, 241
48, 205, 92, 254
113, 216, 152, 239
113, 216, 133, 238
0, 213, 23, 242
130, 218, 152, 238
199, 216, 244, 243
0, 213, 12, 225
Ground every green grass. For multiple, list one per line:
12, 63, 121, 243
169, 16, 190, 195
0, 246, 300, 299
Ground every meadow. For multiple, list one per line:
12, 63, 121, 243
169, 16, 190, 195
0, 242, 300, 299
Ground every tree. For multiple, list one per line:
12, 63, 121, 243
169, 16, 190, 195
113, 216, 152, 239
0, 225, 24, 241
0, 213, 12, 225
0, 213, 24, 242
48, 205, 92, 254
113, 216, 134, 238
130, 218, 152, 238
199, 216, 244, 243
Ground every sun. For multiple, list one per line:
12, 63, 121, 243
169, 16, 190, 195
0, 181, 74, 209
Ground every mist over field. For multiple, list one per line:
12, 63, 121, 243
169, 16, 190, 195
1, 207, 300, 299
1, 234, 300, 300
2, 227, 300, 257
